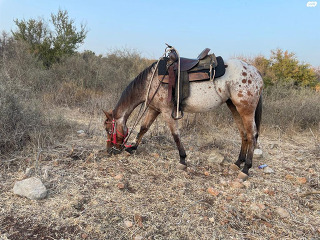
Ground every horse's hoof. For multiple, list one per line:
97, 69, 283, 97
125, 147, 134, 154
230, 164, 240, 171
237, 172, 249, 181
177, 163, 187, 171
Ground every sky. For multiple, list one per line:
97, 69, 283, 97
0, 0, 319, 66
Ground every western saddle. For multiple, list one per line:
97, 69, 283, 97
157, 46, 226, 119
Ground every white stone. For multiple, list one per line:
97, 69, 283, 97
254, 149, 263, 158
133, 236, 143, 240
276, 207, 290, 218
13, 177, 47, 200
77, 130, 85, 134
124, 220, 133, 228
263, 166, 274, 174
208, 151, 225, 164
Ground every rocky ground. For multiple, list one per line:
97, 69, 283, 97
1, 108, 319, 240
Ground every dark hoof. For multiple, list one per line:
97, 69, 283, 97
125, 146, 136, 154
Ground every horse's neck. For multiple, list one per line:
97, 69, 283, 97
113, 74, 150, 124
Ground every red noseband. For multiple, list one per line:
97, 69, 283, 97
106, 119, 132, 148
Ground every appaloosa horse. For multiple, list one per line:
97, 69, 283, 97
103, 57, 263, 180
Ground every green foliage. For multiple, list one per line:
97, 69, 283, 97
252, 49, 318, 88
12, 9, 87, 67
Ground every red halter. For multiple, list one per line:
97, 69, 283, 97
106, 119, 132, 149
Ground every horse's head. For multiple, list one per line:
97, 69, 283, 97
103, 110, 128, 155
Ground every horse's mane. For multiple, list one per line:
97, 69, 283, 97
114, 61, 157, 115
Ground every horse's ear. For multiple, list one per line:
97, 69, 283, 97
102, 109, 113, 120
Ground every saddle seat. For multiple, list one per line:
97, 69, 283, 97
169, 48, 211, 72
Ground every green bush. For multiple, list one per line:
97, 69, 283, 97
12, 9, 87, 68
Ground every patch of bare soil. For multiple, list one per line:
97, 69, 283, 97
1, 108, 319, 239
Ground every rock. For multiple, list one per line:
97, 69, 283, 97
230, 181, 245, 189
117, 182, 125, 189
263, 188, 275, 196
208, 152, 225, 165
43, 169, 49, 179
219, 178, 228, 186
0, 234, 10, 240
226, 195, 233, 201
77, 130, 85, 134
276, 207, 290, 218
133, 235, 143, 240
296, 177, 307, 184
151, 152, 160, 158
78, 133, 87, 138
114, 174, 123, 180
124, 220, 133, 228
285, 174, 295, 181
254, 149, 263, 158
207, 187, 220, 197
263, 166, 274, 174
257, 203, 266, 210
250, 203, 260, 212
81, 233, 88, 239
134, 213, 144, 228
13, 177, 47, 200
42, 166, 51, 179
209, 217, 215, 223
270, 144, 278, 149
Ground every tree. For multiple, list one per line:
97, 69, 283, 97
12, 9, 87, 67
269, 49, 317, 87
250, 49, 318, 88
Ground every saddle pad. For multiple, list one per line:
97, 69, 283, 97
214, 56, 225, 78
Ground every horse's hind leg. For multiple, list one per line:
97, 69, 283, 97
238, 113, 257, 176
226, 99, 247, 169
125, 108, 160, 154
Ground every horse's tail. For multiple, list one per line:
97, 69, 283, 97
255, 93, 263, 134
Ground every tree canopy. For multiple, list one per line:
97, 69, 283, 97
252, 49, 318, 88
12, 9, 87, 67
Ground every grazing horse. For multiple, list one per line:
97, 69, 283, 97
103, 58, 263, 179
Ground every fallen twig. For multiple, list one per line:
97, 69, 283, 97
300, 191, 320, 197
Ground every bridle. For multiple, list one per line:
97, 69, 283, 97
105, 119, 132, 154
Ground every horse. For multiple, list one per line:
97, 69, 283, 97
103, 57, 263, 180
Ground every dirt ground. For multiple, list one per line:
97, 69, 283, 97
1, 108, 319, 240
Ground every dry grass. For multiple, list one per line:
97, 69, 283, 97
1, 36, 320, 239
1, 108, 319, 239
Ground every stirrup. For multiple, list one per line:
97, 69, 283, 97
171, 108, 184, 120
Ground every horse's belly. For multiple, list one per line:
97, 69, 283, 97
183, 81, 225, 113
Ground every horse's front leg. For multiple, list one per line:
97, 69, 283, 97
163, 113, 187, 169
125, 108, 160, 154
